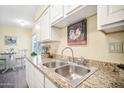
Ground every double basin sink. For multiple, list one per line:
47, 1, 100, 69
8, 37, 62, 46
43, 61, 97, 87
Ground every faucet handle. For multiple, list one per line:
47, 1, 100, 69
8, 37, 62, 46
76, 56, 87, 65
77, 56, 85, 62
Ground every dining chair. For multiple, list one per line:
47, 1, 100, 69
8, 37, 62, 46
0, 49, 17, 73
15, 49, 27, 69
0, 55, 6, 70
0, 54, 10, 73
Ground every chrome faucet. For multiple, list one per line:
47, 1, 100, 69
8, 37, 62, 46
61, 47, 74, 62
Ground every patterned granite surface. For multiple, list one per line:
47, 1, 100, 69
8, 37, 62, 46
78, 60, 124, 88
28, 57, 124, 88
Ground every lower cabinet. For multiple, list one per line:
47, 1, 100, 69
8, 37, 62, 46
45, 77, 57, 88
34, 67, 44, 88
26, 60, 57, 88
26, 61, 35, 88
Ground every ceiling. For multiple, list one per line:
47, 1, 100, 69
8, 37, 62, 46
0, 5, 38, 28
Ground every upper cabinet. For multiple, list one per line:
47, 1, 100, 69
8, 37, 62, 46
34, 5, 49, 22
64, 5, 81, 15
51, 5, 97, 28
33, 5, 97, 42
40, 8, 51, 41
97, 5, 124, 33
33, 19, 41, 42
50, 5, 64, 24
34, 7, 60, 42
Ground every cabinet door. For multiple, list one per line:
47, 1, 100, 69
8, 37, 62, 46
50, 5, 64, 23
26, 62, 35, 88
98, 5, 124, 26
35, 19, 41, 41
64, 5, 81, 15
41, 8, 51, 41
25, 60, 30, 86
34, 68, 44, 88
45, 77, 57, 88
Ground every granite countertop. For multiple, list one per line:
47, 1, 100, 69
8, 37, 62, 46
27, 57, 124, 88
78, 60, 124, 88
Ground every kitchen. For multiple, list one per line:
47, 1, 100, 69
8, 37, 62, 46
0, 5, 124, 88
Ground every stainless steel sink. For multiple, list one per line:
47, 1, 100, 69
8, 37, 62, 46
42, 59, 97, 87
54, 64, 97, 87
43, 61, 68, 68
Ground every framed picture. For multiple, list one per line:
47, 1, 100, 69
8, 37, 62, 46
67, 19, 87, 45
4, 36, 17, 46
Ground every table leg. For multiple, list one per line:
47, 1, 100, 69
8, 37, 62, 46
2, 55, 11, 73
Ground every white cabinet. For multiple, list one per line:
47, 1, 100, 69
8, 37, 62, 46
51, 5, 97, 28
97, 5, 124, 33
26, 61, 44, 88
40, 8, 51, 41
25, 60, 30, 86
39, 7, 60, 42
98, 5, 124, 26
45, 77, 57, 88
34, 68, 44, 88
33, 6, 61, 42
26, 60, 44, 88
50, 5, 64, 23
26, 61, 35, 88
34, 19, 41, 41
64, 5, 81, 15
26, 60, 57, 88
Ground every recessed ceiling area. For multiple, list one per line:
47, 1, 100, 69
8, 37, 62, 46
0, 5, 38, 28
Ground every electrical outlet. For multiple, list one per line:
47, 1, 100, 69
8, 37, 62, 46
109, 42, 123, 53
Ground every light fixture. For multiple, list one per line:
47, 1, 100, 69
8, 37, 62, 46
20, 21, 25, 26
17, 19, 30, 27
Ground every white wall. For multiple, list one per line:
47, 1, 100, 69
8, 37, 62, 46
57, 15, 124, 64
0, 25, 32, 56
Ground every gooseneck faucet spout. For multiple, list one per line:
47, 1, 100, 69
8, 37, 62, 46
61, 47, 74, 62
